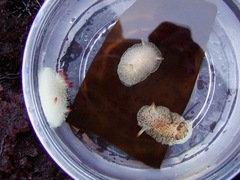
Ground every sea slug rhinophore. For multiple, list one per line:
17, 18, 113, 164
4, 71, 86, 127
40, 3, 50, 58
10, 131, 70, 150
38, 67, 70, 128
117, 40, 163, 87
137, 102, 193, 145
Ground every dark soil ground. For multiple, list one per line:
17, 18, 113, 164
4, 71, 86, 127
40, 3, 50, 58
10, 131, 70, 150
0, 0, 71, 179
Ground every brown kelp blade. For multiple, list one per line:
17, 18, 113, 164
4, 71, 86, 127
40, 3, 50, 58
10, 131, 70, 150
66, 19, 204, 168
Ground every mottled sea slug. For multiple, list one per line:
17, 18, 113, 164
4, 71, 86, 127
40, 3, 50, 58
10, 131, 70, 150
117, 40, 163, 87
137, 102, 193, 145
38, 67, 70, 128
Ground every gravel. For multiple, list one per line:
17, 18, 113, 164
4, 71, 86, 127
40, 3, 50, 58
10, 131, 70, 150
0, 0, 71, 179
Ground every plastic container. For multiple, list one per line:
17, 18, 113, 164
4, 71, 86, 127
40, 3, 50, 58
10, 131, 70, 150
22, 0, 240, 179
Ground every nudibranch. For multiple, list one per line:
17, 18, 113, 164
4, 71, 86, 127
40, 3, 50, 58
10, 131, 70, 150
117, 40, 163, 87
38, 67, 70, 128
137, 102, 193, 145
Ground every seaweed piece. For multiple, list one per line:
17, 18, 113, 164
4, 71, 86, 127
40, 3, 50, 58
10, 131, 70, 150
66, 20, 204, 168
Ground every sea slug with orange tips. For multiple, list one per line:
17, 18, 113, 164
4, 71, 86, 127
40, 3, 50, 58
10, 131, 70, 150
137, 102, 193, 145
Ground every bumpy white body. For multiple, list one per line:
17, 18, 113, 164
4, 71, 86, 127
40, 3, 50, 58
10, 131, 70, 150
137, 103, 193, 145
38, 67, 69, 128
117, 41, 163, 87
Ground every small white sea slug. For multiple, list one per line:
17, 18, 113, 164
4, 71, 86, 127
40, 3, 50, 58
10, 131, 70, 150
117, 40, 163, 87
38, 67, 70, 128
137, 102, 193, 145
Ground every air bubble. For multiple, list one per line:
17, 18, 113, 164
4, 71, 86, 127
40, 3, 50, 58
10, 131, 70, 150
84, 35, 88, 42
70, 17, 76, 24
28, 107, 34, 113
25, 88, 30, 94
66, 9, 71, 15
194, 173, 198, 177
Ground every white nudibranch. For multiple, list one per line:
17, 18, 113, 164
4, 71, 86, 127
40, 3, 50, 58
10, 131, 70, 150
117, 40, 163, 87
137, 102, 193, 145
38, 67, 70, 128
